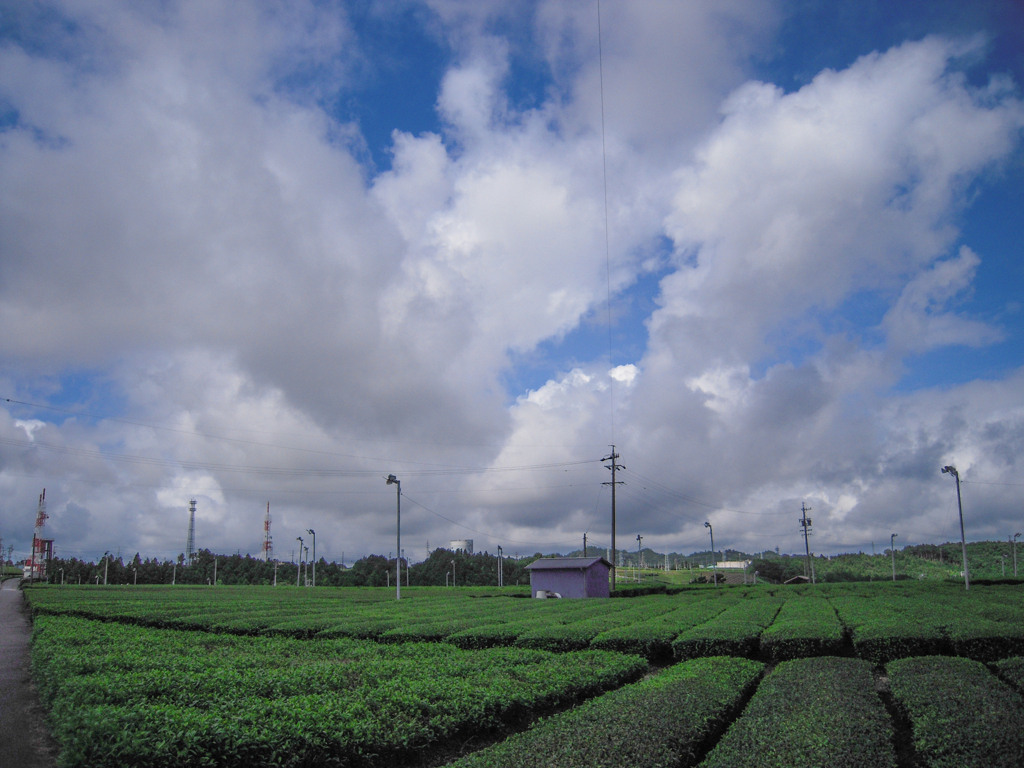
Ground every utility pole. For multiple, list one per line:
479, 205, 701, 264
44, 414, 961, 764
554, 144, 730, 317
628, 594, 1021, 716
104, 553, 108, 586
186, 499, 196, 566
799, 503, 813, 584
497, 545, 503, 587
386, 475, 401, 600
890, 533, 898, 582
602, 446, 624, 590
941, 465, 970, 591
306, 529, 316, 587
1014, 533, 1020, 578
583, 532, 587, 558
704, 522, 717, 587
263, 503, 273, 562
296, 537, 303, 587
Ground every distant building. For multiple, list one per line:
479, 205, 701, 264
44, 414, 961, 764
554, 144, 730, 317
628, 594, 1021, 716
449, 539, 473, 554
525, 556, 611, 599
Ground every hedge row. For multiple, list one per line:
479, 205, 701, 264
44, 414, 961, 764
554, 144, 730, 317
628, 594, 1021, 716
994, 656, 1024, 695
672, 598, 783, 660
31, 615, 648, 768
445, 601, 638, 650
445, 656, 764, 768
590, 599, 733, 661
512, 601, 680, 653
758, 596, 844, 661
887, 655, 1024, 768
830, 594, 951, 663
699, 656, 897, 768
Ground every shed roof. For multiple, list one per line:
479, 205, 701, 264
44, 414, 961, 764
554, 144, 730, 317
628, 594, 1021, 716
525, 557, 611, 571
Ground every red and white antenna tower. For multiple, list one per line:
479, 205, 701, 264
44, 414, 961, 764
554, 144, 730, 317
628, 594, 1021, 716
261, 502, 273, 561
29, 489, 50, 580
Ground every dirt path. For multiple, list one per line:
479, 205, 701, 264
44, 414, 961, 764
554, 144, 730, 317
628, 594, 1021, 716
0, 579, 58, 767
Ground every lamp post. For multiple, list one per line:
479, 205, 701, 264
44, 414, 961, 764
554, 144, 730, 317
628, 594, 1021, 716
296, 537, 304, 587
941, 465, 970, 591
890, 533, 898, 582
59, 568, 64, 586
1001, 555, 1006, 578
1014, 533, 1020, 578
451, 560, 456, 587
386, 475, 401, 600
306, 529, 316, 587
704, 522, 717, 587
303, 547, 309, 585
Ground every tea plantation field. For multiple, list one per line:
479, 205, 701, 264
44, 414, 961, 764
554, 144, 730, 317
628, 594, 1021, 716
23, 581, 1024, 767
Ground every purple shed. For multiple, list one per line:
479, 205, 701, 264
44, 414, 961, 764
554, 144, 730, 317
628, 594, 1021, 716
525, 557, 611, 599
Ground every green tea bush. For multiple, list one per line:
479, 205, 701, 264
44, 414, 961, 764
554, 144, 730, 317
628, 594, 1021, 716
513, 601, 678, 653
590, 600, 730, 661
758, 596, 845, 661
699, 656, 897, 768
446, 656, 764, 768
672, 598, 783, 660
946, 617, 1024, 662
31, 615, 647, 768
887, 655, 1024, 768
994, 656, 1024, 695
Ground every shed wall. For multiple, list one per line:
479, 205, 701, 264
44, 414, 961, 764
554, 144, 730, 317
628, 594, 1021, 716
530, 569, 587, 598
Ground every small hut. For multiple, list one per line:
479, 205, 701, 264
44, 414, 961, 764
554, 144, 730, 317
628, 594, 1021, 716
525, 556, 611, 599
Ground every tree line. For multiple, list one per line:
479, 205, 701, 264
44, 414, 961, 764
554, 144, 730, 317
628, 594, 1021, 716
40, 548, 541, 587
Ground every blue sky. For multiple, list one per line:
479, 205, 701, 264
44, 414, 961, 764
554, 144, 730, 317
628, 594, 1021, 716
1, 0, 1023, 565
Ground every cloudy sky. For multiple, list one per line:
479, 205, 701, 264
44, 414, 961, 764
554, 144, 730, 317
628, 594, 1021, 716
2, 0, 1023, 566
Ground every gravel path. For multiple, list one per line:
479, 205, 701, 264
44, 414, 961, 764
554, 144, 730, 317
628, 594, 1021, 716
0, 579, 58, 768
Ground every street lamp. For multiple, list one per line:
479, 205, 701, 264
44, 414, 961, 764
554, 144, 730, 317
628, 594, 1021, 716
296, 537, 304, 587
1014, 533, 1021, 578
306, 529, 316, 587
704, 522, 717, 587
890, 533, 898, 582
451, 559, 456, 587
133, 567, 137, 586
941, 465, 970, 591
386, 474, 401, 600
59, 568, 64, 586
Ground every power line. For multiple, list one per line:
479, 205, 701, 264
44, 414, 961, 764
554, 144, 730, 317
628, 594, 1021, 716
400, 493, 579, 548
596, 0, 615, 445
619, 467, 791, 515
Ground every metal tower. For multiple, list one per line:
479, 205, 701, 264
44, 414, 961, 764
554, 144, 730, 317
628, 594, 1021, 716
29, 488, 50, 580
186, 499, 196, 565
261, 502, 273, 561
